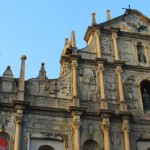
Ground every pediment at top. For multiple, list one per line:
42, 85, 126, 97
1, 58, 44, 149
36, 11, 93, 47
100, 9, 150, 35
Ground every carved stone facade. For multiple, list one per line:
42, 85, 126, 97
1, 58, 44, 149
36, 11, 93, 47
0, 8, 150, 150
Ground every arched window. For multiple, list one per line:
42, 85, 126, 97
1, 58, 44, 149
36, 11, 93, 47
137, 42, 146, 63
83, 139, 99, 150
140, 80, 150, 111
38, 145, 54, 150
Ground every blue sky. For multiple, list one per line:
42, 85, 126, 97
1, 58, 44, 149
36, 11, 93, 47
0, 0, 149, 79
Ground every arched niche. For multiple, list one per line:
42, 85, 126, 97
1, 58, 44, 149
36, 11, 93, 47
38, 145, 55, 150
140, 80, 150, 111
137, 42, 147, 63
0, 132, 10, 150
83, 139, 99, 150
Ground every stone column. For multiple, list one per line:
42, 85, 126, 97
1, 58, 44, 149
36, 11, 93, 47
144, 46, 149, 64
95, 30, 102, 58
72, 112, 81, 150
98, 63, 108, 109
72, 60, 78, 97
14, 109, 23, 150
122, 119, 131, 150
72, 59, 80, 106
116, 66, 127, 111
112, 32, 119, 61
101, 117, 111, 150
18, 55, 27, 101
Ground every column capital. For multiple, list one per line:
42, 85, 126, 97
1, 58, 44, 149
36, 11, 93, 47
122, 119, 130, 133
95, 30, 101, 37
72, 120, 81, 130
112, 32, 118, 40
14, 114, 23, 124
72, 60, 78, 68
101, 118, 110, 131
98, 63, 104, 71
116, 66, 122, 75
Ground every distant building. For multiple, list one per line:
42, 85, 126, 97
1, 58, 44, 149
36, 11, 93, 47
0, 8, 150, 150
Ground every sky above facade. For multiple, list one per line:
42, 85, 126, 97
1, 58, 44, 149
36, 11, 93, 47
0, 0, 149, 79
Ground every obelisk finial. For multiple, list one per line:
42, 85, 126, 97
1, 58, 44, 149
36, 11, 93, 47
91, 12, 97, 25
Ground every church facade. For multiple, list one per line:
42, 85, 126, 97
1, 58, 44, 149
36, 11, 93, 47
0, 9, 150, 150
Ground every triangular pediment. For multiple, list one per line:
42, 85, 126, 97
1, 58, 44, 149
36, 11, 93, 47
100, 9, 150, 34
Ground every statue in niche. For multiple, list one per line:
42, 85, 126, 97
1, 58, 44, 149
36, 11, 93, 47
137, 43, 146, 63
142, 89, 150, 110
79, 68, 99, 101
106, 71, 117, 100
101, 37, 112, 55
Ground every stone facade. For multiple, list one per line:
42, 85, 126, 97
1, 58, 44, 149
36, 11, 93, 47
0, 9, 150, 150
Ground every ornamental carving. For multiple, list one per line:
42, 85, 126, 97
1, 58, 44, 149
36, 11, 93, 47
26, 73, 72, 98
125, 76, 138, 114
106, 71, 117, 100
111, 125, 125, 150
60, 62, 71, 77
78, 67, 100, 102
125, 16, 148, 33
101, 36, 112, 55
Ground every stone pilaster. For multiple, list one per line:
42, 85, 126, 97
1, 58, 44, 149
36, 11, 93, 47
95, 30, 102, 58
112, 32, 119, 61
72, 59, 80, 106
116, 65, 127, 111
72, 112, 82, 150
14, 109, 23, 150
101, 117, 111, 150
122, 119, 131, 150
18, 55, 27, 101
97, 63, 108, 109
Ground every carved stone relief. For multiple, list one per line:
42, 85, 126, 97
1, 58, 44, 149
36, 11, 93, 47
26, 96, 72, 109
81, 120, 103, 149
125, 76, 138, 114
111, 125, 124, 150
78, 67, 100, 102
106, 70, 117, 100
26, 73, 72, 98
120, 41, 134, 64
60, 62, 71, 77
101, 36, 112, 55
124, 15, 149, 33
